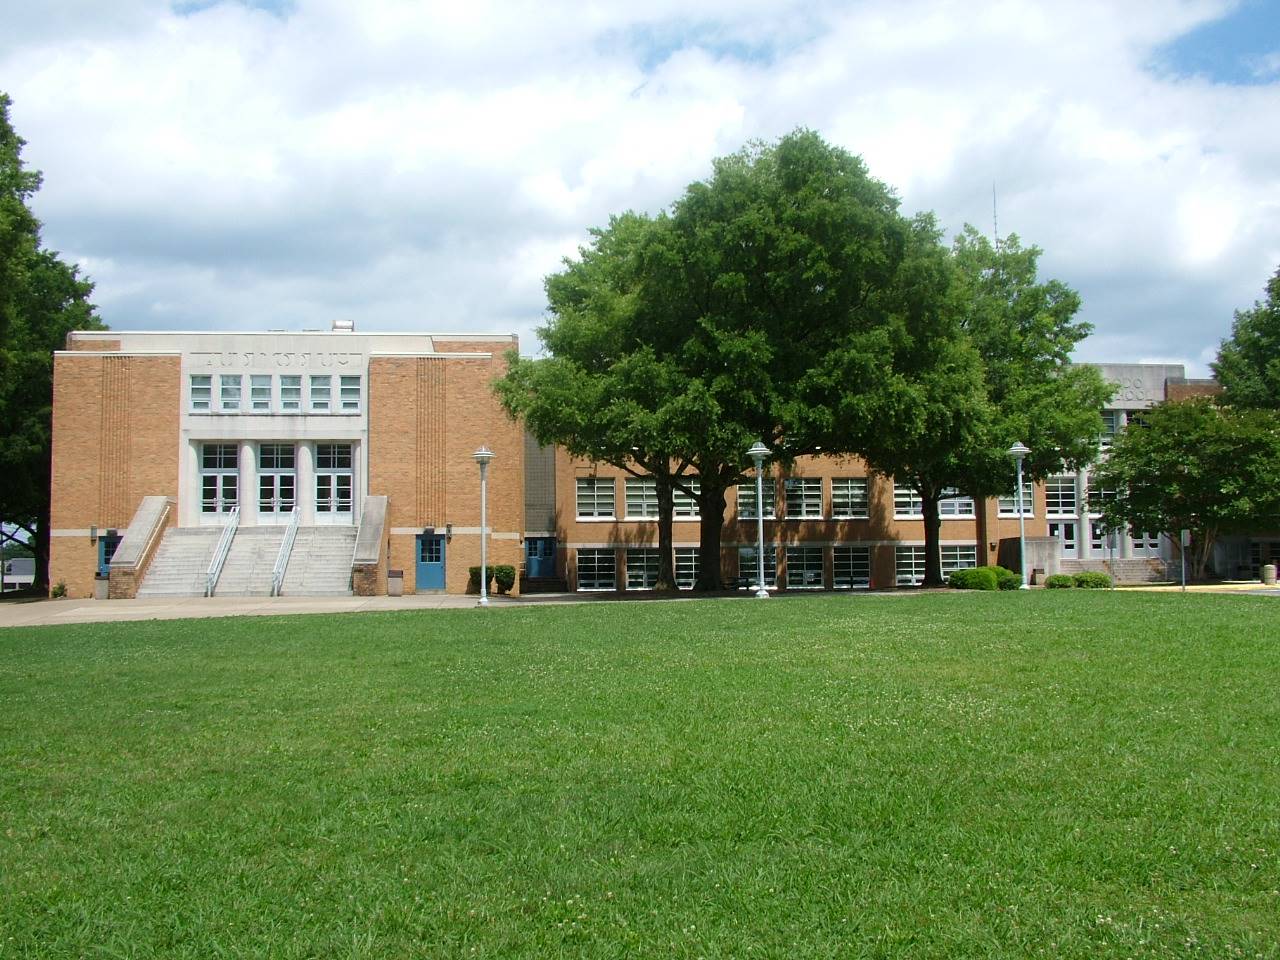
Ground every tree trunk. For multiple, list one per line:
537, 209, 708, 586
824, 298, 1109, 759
654, 476, 676, 591
921, 488, 945, 587
1192, 527, 1216, 581
694, 484, 728, 591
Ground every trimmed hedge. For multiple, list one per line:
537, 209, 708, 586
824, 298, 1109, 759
1073, 571, 1112, 589
1044, 574, 1075, 589
949, 567, 999, 591
467, 566, 494, 594
493, 565, 516, 594
990, 566, 1021, 591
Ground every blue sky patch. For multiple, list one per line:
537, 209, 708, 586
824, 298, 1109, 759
1156, 0, 1280, 84
173, 0, 293, 17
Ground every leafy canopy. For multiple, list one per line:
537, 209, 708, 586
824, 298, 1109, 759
1213, 265, 1280, 410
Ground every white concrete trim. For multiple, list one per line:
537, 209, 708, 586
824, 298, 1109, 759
51, 529, 94, 538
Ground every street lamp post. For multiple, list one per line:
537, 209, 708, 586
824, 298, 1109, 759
747, 441, 771, 599
473, 446, 494, 607
1007, 442, 1031, 589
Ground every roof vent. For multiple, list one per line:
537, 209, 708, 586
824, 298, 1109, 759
332, 318, 355, 333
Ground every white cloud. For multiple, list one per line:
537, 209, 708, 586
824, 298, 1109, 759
2, 0, 1278, 378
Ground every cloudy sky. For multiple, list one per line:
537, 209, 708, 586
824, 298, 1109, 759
3, 0, 1278, 374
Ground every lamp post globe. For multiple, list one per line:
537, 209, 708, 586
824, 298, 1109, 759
1006, 442, 1031, 589
473, 446, 495, 607
747, 441, 771, 599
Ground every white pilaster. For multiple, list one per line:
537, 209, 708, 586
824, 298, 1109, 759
240, 440, 257, 527
298, 442, 316, 525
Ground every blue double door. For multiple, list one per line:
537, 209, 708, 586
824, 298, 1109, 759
525, 537, 557, 579
416, 534, 447, 591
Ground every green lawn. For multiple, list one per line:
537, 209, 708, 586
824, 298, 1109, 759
1, 593, 1277, 959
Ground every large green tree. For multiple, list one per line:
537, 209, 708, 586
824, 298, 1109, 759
1090, 398, 1280, 578
0, 93, 103, 590
1213, 265, 1280, 410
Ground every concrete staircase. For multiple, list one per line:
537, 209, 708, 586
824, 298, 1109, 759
1060, 558, 1173, 584
214, 527, 286, 597
136, 528, 221, 598
280, 527, 356, 596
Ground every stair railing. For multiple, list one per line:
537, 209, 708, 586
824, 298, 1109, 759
205, 505, 240, 597
270, 506, 301, 597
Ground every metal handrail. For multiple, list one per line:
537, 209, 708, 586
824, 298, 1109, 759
270, 506, 301, 597
349, 498, 364, 590
205, 505, 240, 597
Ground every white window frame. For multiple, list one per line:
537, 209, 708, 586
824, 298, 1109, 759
784, 478, 823, 519
998, 481, 1035, 518
675, 548, 699, 590
199, 443, 239, 514
738, 545, 777, 589
250, 374, 272, 412
280, 375, 302, 412
576, 477, 616, 519
219, 374, 242, 412
832, 545, 871, 589
625, 548, 659, 590
624, 477, 658, 519
577, 548, 616, 591
737, 480, 776, 520
309, 375, 332, 413
1100, 409, 1121, 447
941, 545, 978, 574
673, 478, 700, 519
190, 374, 212, 412
895, 546, 926, 586
339, 375, 361, 412
785, 546, 824, 589
938, 488, 975, 518
831, 478, 869, 519
893, 483, 922, 518
1045, 475, 1078, 518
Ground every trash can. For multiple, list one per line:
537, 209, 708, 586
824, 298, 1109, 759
1263, 564, 1277, 586
387, 569, 404, 597
94, 574, 110, 600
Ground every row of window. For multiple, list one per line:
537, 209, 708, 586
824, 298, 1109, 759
574, 544, 978, 591
198, 441, 353, 514
190, 374, 361, 414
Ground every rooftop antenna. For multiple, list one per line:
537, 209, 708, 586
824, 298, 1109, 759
992, 181, 1001, 252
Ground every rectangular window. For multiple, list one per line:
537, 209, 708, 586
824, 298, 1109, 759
200, 443, 238, 514
1090, 519, 1108, 552
998, 481, 1035, 517
941, 545, 978, 573
625, 477, 658, 519
831, 478, 869, 518
577, 548, 616, 591
190, 375, 212, 411
738, 546, 777, 589
785, 546, 824, 589
280, 375, 302, 412
259, 443, 296, 470
625, 548, 659, 590
675, 548, 699, 590
893, 483, 922, 518
895, 546, 926, 586
1100, 409, 1121, 447
784, 478, 823, 519
673, 478, 700, 518
576, 477, 615, 518
250, 374, 272, 412
310, 375, 331, 412
315, 442, 352, 469
737, 479, 776, 519
219, 374, 242, 412
832, 545, 871, 589
1045, 476, 1078, 517
939, 488, 975, 518
339, 375, 361, 412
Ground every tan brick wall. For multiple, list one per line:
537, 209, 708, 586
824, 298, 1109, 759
49, 354, 180, 598
66, 337, 121, 352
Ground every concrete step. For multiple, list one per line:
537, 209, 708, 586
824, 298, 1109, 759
137, 527, 222, 597
213, 528, 285, 597
280, 527, 356, 596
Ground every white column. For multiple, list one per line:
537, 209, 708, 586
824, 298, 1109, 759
1076, 472, 1090, 559
240, 440, 257, 526
298, 442, 316, 525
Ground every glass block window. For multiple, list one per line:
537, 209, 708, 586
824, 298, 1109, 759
737, 479, 776, 519
339, 376, 361, 411
831, 478, 869, 518
895, 546, 926, 586
626, 548, 659, 590
280, 375, 302, 412
675, 548, 699, 590
832, 545, 871, 589
893, 483, 922, 517
189, 375, 212, 411
576, 478, 615, 518
673, 478, 700, 518
577, 548, 616, 591
942, 545, 978, 573
939, 488, 975, 518
738, 546, 777, 588
1100, 409, 1121, 447
250, 374, 272, 411
625, 478, 658, 519
785, 546, 824, 589
998, 481, 1034, 517
309, 375, 331, 412
219, 374, 242, 411
784, 478, 823, 518
1045, 476, 1078, 517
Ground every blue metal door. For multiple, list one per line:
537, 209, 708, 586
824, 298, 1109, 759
98, 534, 122, 577
526, 537, 556, 578
416, 534, 446, 590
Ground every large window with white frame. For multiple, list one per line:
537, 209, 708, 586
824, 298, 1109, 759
893, 483, 922, 518
576, 478, 615, 519
1100, 409, 1121, 447
998, 481, 1035, 517
250, 375, 272, 412
339, 375, 361, 412
942, 545, 978, 572
200, 443, 239, 513
784, 478, 823, 519
737, 545, 777, 588
938, 488, 975, 518
577, 548, 616, 591
1045, 476, 1078, 517
675, 548, 699, 590
737, 479, 776, 519
280, 375, 302, 412
219, 374, 242, 412
309, 375, 332, 413
673, 478, 700, 518
833, 545, 871, 589
190, 375, 212, 411
625, 548, 659, 590
785, 546, 824, 589
258, 443, 296, 516
831, 478, 869, 518
624, 477, 658, 519
895, 546, 926, 585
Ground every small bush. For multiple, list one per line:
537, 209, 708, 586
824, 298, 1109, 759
949, 567, 999, 591
1044, 574, 1075, 589
493, 565, 516, 594
1073, 571, 1112, 589
990, 566, 1021, 591
50, 581, 67, 599
467, 566, 495, 594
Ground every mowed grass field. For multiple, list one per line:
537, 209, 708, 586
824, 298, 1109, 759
1, 593, 1277, 959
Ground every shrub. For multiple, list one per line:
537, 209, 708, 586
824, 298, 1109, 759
50, 581, 67, 599
493, 565, 516, 594
949, 567, 999, 591
1073, 571, 1112, 589
990, 566, 1022, 591
1044, 574, 1075, 589
467, 566, 495, 594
